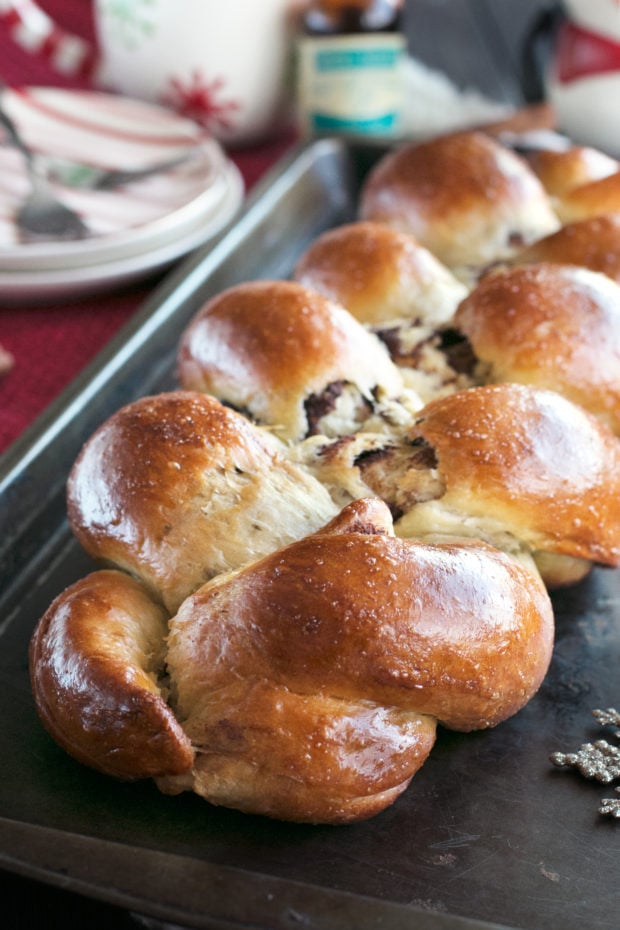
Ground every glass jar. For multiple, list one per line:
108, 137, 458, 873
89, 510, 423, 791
296, 0, 406, 136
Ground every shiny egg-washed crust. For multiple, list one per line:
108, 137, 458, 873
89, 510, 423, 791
557, 172, 620, 224
29, 570, 194, 780
31, 124, 620, 824
67, 391, 338, 613
455, 263, 620, 434
358, 131, 559, 274
513, 214, 620, 284
523, 145, 618, 199
293, 221, 467, 328
158, 499, 554, 823
177, 280, 407, 441
396, 383, 620, 568
29, 500, 553, 823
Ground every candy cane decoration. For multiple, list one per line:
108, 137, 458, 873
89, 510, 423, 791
0, 0, 98, 79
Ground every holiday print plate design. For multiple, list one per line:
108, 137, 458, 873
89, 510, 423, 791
0, 162, 243, 303
0, 87, 244, 286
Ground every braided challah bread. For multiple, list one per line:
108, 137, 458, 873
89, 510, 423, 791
293, 221, 470, 402
67, 390, 339, 613
522, 143, 618, 203
358, 130, 560, 282
395, 385, 620, 574
293, 221, 467, 330
453, 263, 620, 435
28, 127, 620, 827
29, 569, 194, 780
30, 499, 554, 824
552, 172, 620, 224
295, 383, 620, 588
290, 231, 620, 435
177, 279, 422, 441
512, 214, 620, 284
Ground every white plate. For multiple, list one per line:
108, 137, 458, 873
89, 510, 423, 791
0, 162, 244, 304
0, 87, 243, 273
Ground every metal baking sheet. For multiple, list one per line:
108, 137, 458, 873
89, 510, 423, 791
1, 138, 619, 930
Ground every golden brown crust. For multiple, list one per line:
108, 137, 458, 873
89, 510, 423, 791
32, 127, 620, 824
455, 263, 620, 434
67, 391, 338, 612
31, 498, 553, 824
313, 495, 394, 536
162, 500, 553, 822
171, 535, 553, 731
524, 145, 618, 199
358, 131, 559, 274
293, 221, 467, 328
513, 214, 620, 284
557, 172, 620, 224
29, 570, 194, 780
159, 679, 438, 824
177, 280, 406, 441
397, 384, 620, 567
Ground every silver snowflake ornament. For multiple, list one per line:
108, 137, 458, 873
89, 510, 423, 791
592, 707, 620, 735
550, 707, 620, 819
599, 788, 620, 819
550, 739, 620, 783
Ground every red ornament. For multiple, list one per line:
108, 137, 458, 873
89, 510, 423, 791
161, 70, 241, 132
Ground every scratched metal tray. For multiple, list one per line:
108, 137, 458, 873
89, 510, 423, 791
0, 138, 619, 930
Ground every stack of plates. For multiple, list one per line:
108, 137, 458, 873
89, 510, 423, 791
0, 87, 244, 303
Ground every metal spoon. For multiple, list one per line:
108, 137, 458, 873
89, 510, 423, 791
0, 96, 90, 242
41, 150, 200, 191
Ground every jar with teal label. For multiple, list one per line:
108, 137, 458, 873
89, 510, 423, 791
297, 0, 406, 136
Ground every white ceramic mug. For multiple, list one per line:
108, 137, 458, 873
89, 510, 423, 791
0, 0, 298, 146
549, 12, 620, 155
563, 0, 620, 42
523, 2, 620, 155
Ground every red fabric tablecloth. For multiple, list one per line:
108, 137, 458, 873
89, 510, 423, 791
0, 1, 297, 456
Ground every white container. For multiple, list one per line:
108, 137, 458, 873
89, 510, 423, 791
0, 0, 297, 145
